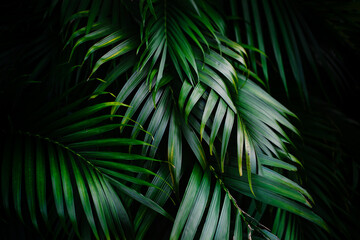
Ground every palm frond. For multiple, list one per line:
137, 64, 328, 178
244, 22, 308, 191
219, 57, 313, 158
1, 95, 171, 239
2, 0, 359, 239
64, 0, 326, 235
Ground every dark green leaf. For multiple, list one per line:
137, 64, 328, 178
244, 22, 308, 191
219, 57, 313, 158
214, 194, 231, 240
170, 164, 202, 239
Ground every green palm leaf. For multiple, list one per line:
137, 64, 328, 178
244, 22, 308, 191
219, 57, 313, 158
0, 95, 170, 239
2, 0, 358, 239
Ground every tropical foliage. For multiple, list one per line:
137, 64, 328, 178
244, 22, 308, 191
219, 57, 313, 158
1, 0, 359, 239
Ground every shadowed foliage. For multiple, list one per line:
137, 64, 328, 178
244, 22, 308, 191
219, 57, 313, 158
1, 0, 359, 239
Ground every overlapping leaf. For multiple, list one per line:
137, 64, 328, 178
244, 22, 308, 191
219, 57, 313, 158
2, 0, 355, 239
66, 0, 325, 235
0, 99, 171, 239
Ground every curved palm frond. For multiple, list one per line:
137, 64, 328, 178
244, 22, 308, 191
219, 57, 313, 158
62, 0, 327, 237
1, 93, 173, 239
1, 0, 359, 239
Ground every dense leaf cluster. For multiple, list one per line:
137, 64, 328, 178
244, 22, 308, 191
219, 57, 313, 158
1, 0, 359, 239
